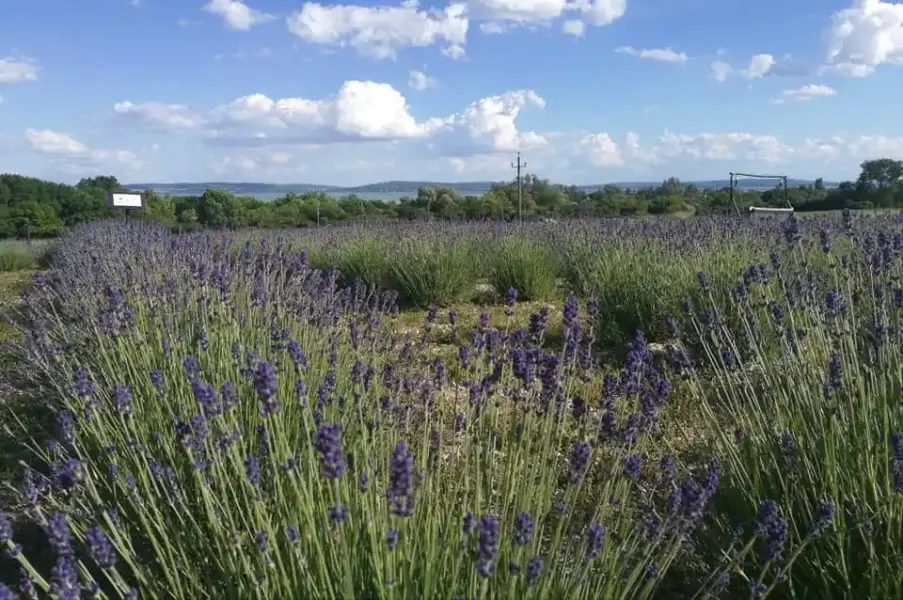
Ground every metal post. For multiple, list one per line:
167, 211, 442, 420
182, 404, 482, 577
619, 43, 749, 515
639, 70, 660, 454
511, 151, 526, 224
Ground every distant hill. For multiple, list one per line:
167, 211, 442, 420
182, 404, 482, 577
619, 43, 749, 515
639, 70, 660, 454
127, 182, 341, 195
127, 178, 840, 197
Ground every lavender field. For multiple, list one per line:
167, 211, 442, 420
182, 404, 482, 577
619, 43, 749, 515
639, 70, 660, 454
0, 212, 902, 599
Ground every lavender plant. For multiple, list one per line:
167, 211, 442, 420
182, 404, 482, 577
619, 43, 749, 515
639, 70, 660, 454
0, 220, 716, 599
678, 211, 903, 598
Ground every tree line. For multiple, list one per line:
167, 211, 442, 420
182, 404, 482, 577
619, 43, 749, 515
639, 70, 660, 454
2, 159, 902, 238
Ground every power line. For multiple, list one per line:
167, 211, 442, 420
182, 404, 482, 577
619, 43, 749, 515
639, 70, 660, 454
511, 151, 526, 224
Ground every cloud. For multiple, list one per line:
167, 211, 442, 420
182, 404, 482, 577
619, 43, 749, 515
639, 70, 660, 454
823, 0, 903, 77
469, 0, 628, 34
711, 53, 807, 82
408, 70, 437, 90
575, 131, 802, 166
711, 61, 731, 82
744, 53, 776, 79
202, 0, 275, 31
113, 101, 206, 130
211, 151, 309, 177
575, 0, 628, 26
206, 82, 438, 142
615, 46, 688, 64
285, 0, 627, 59
448, 157, 466, 172
440, 90, 546, 154
580, 132, 623, 166
656, 131, 795, 162
25, 129, 143, 170
771, 84, 837, 105
562, 19, 585, 36
624, 132, 659, 163
286, 2, 469, 59
842, 133, 903, 158
0, 57, 39, 84
115, 82, 545, 157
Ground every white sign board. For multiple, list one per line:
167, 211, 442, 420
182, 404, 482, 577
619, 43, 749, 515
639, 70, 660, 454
109, 193, 143, 208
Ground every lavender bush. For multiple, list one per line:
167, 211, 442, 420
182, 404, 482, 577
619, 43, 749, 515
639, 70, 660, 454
0, 220, 719, 599
672, 211, 903, 598
3, 211, 902, 598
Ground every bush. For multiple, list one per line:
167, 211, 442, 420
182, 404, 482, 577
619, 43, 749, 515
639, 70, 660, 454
387, 237, 477, 307
487, 236, 558, 301
0, 220, 713, 599
326, 235, 391, 291
680, 232, 903, 598
0, 244, 37, 272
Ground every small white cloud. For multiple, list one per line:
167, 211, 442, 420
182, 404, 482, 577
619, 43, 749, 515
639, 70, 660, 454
580, 132, 623, 166
711, 60, 731, 82
771, 84, 837, 105
113, 101, 206, 130
479, 22, 507, 34
615, 46, 688, 64
745, 53, 776, 79
203, 0, 274, 31
26, 129, 90, 155
443, 90, 546, 153
25, 128, 143, 170
0, 57, 39, 84
562, 19, 585, 36
408, 70, 437, 91
624, 132, 659, 163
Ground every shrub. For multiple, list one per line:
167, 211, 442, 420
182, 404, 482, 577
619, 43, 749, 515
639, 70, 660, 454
325, 235, 391, 291
387, 237, 477, 307
0, 244, 37, 272
0, 220, 722, 599
680, 223, 903, 598
487, 236, 558, 301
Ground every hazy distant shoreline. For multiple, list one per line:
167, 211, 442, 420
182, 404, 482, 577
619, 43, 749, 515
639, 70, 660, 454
127, 178, 837, 202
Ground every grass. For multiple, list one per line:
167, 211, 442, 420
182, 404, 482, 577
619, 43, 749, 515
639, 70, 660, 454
1, 213, 903, 598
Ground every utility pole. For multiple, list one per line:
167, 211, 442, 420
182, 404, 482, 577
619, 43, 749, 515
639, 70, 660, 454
511, 151, 526, 224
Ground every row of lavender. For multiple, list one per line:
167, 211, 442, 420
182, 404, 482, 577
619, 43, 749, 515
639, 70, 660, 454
227, 216, 839, 345
0, 213, 901, 598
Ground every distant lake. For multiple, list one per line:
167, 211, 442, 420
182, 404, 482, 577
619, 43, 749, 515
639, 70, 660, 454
251, 190, 491, 202
143, 187, 489, 203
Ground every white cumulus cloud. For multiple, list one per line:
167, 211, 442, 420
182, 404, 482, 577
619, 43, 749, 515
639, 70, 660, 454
580, 133, 623, 166
711, 61, 731, 82
203, 0, 275, 31
771, 84, 837, 105
615, 46, 688, 63
824, 0, 903, 77
285, 0, 627, 58
745, 53, 776, 79
286, 2, 469, 59
443, 90, 546, 153
25, 129, 143, 170
114, 82, 546, 159
408, 70, 437, 90
113, 101, 206, 130
0, 57, 39, 84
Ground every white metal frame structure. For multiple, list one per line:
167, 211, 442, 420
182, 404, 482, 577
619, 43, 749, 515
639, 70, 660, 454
729, 172, 794, 217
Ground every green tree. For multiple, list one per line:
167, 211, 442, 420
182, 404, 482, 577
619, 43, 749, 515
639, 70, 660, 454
857, 159, 903, 189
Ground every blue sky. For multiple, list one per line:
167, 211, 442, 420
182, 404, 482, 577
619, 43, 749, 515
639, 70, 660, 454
1, 0, 902, 186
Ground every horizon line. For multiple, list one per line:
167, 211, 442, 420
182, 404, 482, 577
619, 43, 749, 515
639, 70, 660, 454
125, 176, 838, 190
